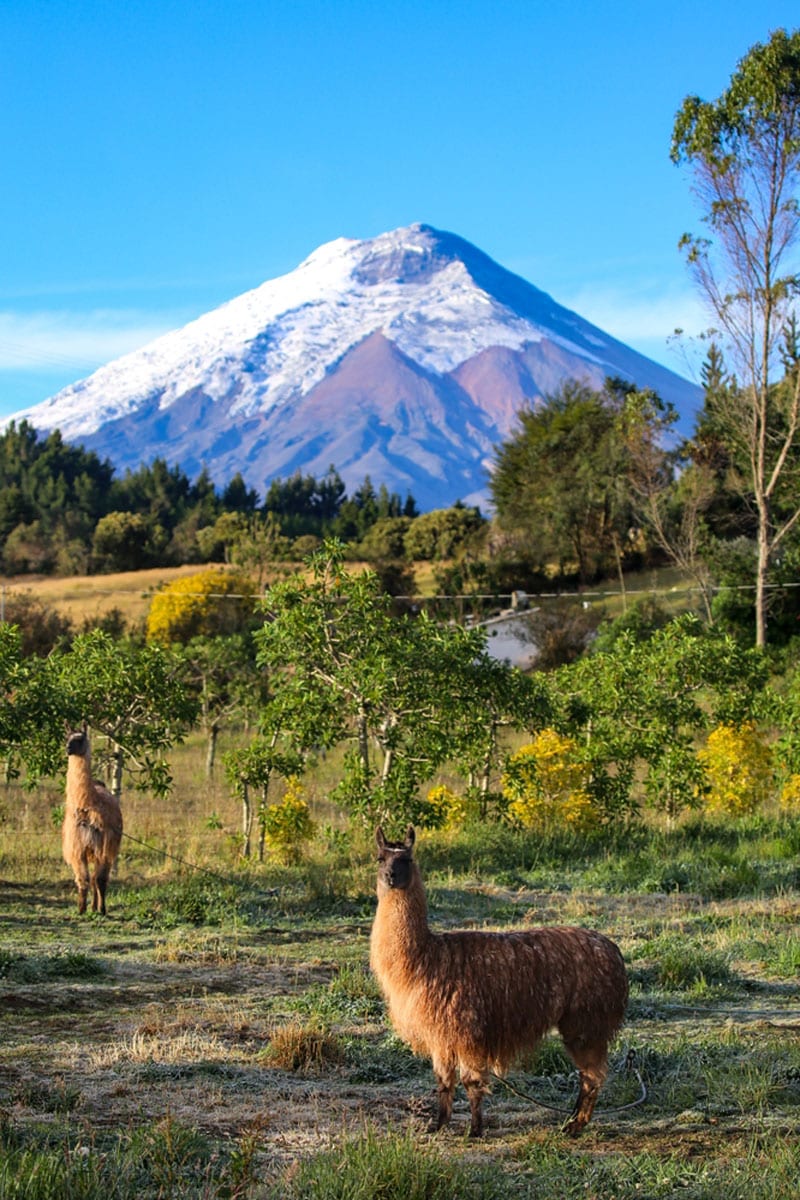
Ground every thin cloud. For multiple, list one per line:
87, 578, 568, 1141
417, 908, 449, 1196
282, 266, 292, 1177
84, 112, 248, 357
0, 309, 180, 371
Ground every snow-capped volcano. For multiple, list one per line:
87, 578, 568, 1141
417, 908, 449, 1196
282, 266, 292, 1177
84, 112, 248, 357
9, 223, 700, 510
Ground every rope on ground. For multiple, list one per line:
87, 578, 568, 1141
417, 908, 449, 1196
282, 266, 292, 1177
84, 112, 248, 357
120, 829, 273, 891
491, 1046, 647, 1121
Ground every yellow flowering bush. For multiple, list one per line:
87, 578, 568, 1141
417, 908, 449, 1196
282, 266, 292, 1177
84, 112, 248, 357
146, 568, 257, 644
501, 729, 598, 833
697, 722, 773, 817
262, 776, 316, 863
778, 772, 800, 814
422, 784, 467, 830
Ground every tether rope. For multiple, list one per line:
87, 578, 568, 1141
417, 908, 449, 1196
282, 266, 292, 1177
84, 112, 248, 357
491, 1047, 647, 1123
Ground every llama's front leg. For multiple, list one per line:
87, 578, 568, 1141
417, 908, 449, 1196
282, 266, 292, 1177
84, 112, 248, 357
430, 1058, 456, 1132
74, 862, 90, 914
461, 1068, 488, 1138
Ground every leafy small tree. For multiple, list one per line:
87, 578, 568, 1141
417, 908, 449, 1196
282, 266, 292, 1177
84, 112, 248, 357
403, 505, 486, 561
223, 736, 304, 859
176, 634, 268, 775
671, 28, 800, 646
92, 511, 163, 572
491, 380, 643, 583
36, 630, 198, 796
553, 615, 768, 821
255, 542, 504, 826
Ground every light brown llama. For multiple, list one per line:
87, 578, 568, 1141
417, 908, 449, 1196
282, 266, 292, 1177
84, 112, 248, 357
370, 826, 628, 1138
62, 725, 123, 915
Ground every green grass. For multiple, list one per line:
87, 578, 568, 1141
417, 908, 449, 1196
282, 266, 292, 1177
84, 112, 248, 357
1, 743, 798, 1198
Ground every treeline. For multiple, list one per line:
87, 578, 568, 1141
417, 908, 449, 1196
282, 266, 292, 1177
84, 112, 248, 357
3, 545, 800, 843
0, 420, 431, 576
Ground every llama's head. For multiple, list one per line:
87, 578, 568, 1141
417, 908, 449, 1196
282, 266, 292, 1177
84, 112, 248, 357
375, 825, 416, 892
66, 724, 90, 760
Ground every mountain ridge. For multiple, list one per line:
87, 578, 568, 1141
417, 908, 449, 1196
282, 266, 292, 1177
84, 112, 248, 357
5, 223, 701, 510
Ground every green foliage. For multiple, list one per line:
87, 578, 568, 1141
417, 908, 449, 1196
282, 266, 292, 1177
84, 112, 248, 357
0, 420, 114, 574
402, 503, 486, 560
592, 595, 672, 652
554, 614, 769, 820
491, 379, 668, 582
18, 629, 199, 792
92, 511, 165, 572
0, 421, 422, 576
256, 540, 512, 825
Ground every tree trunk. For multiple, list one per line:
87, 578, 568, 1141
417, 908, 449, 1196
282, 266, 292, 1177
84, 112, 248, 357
357, 708, 370, 775
206, 723, 219, 778
755, 515, 770, 649
258, 782, 271, 862
612, 532, 627, 614
112, 744, 124, 799
241, 782, 252, 858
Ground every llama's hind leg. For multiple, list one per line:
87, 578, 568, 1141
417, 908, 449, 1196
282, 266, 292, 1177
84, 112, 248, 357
560, 1036, 608, 1136
430, 1056, 456, 1132
93, 864, 110, 915
460, 1066, 489, 1138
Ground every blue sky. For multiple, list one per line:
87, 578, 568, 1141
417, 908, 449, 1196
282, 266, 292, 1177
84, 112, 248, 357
1, 0, 797, 418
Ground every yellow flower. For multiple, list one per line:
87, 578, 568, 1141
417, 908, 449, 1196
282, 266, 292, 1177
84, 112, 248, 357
502, 730, 597, 833
697, 723, 772, 817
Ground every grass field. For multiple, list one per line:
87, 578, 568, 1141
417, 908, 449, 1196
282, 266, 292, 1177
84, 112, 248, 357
1, 736, 798, 1198
0, 560, 698, 632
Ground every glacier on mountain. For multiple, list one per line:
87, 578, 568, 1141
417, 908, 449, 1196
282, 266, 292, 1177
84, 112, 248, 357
6, 223, 701, 511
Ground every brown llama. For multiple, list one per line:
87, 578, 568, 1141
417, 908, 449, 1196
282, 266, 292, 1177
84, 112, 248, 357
62, 725, 123, 915
370, 826, 628, 1138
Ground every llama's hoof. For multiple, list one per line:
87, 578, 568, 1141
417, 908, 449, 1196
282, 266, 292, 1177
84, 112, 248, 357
562, 1116, 586, 1137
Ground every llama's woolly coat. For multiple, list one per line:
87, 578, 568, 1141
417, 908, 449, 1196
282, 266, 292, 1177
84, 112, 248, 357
63, 729, 122, 914
62, 759, 122, 866
371, 894, 626, 1072
370, 826, 628, 1136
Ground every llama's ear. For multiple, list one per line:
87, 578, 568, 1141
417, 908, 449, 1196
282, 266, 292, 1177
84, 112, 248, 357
375, 826, 387, 852
81, 719, 88, 734
405, 825, 415, 849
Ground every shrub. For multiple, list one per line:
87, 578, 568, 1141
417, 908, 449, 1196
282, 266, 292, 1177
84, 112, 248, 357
697, 722, 774, 817
146, 567, 258, 643
501, 729, 599, 833
418, 784, 466, 830
778, 772, 800, 814
262, 776, 316, 863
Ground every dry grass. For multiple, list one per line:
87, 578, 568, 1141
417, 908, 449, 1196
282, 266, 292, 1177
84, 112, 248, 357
2, 557, 486, 629
1, 734, 798, 1197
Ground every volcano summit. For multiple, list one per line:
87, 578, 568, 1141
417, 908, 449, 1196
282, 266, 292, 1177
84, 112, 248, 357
10, 224, 699, 511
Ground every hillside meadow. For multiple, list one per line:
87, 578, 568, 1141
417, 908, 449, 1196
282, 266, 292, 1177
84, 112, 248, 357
0, 560, 696, 635
0, 732, 798, 1199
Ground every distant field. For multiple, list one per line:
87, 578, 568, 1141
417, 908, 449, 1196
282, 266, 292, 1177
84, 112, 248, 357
0, 564, 213, 627
0, 561, 700, 630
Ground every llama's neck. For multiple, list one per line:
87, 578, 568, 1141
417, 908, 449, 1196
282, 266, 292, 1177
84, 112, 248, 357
372, 866, 432, 968
66, 756, 94, 809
